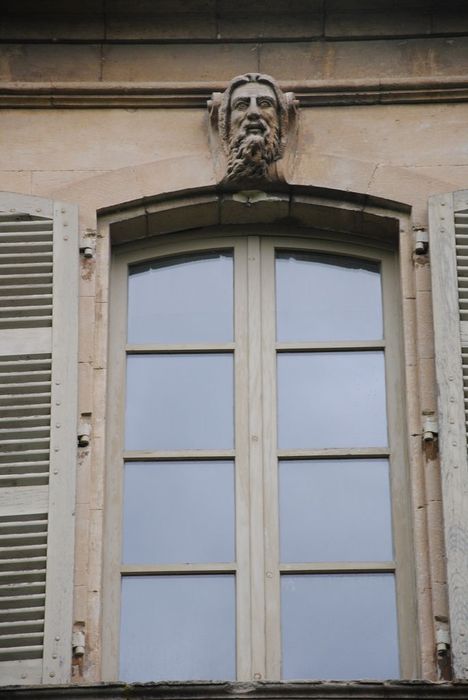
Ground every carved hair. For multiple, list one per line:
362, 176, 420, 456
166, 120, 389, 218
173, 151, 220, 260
218, 73, 289, 161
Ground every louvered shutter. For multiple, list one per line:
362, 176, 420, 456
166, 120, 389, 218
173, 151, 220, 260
0, 193, 78, 685
429, 190, 468, 679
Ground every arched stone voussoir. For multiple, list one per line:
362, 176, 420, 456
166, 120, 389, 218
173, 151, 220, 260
48, 151, 457, 239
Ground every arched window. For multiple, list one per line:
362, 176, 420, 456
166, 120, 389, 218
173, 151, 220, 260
103, 224, 417, 682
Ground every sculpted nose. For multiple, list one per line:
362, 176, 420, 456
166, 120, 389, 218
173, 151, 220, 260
246, 98, 260, 118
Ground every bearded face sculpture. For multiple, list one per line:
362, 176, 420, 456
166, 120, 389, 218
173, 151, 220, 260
215, 73, 294, 183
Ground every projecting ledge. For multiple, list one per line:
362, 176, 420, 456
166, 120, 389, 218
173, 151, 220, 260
2, 681, 468, 700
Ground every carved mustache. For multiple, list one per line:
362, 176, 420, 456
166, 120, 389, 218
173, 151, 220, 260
242, 120, 267, 134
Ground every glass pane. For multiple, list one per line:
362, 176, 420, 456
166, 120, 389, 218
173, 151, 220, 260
125, 354, 234, 450
128, 251, 233, 344
281, 574, 399, 679
277, 352, 387, 449
120, 575, 236, 681
123, 461, 235, 564
279, 459, 393, 562
276, 252, 382, 341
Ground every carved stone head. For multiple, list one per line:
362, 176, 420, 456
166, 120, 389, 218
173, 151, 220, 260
217, 73, 292, 183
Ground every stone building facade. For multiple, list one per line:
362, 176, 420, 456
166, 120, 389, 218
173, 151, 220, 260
1, 1, 468, 697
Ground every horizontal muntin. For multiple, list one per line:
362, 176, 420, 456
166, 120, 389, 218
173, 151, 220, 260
279, 561, 396, 573
121, 563, 237, 575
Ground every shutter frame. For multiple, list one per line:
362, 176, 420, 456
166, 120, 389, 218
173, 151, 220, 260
429, 190, 468, 678
0, 193, 78, 685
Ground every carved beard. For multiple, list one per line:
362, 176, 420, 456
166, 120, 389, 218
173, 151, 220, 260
225, 124, 280, 182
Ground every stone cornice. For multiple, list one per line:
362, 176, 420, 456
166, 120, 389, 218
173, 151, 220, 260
2, 682, 468, 700
1, 76, 468, 108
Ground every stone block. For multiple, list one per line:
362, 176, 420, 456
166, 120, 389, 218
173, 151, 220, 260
92, 368, 107, 440
0, 44, 101, 82
404, 362, 421, 438
415, 259, 432, 294
220, 193, 289, 225
218, 13, 322, 40
73, 503, 90, 587
325, 11, 431, 38
32, 171, 109, 199
418, 357, 437, 412
293, 149, 377, 200
415, 291, 435, 361
79, 362, 94, 415
432, 8, 468, 34
102, 44, 260, 82
146, 195, 219, 237
88, 506, 104, 590
0, 14, 105, 41
90, 436, 105, 511
79, 296, 96, 364
108, 0, 214, 11
402, 297, 418, 371
106, 13, 217, 40
399, 230, 416, 301
76, 447, 91, 507
111, 213, 147, 246
0, 171, 31, 195
73, 585, 88, 625
94, 302, 109, 370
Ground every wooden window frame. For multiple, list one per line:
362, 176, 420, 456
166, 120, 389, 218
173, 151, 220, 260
103, 225, 418, 681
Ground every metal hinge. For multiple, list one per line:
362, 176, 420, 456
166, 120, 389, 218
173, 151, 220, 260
422, 415, 438, 442
72, 630, 86, 657
414, 228, 429, 255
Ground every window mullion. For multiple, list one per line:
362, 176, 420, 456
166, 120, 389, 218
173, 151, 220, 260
245, 236, 268, 680
260, 239, 282, 680
234, 238, 252, 680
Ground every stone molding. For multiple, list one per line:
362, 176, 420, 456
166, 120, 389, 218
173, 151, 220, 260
2, 76, 468, 108
2, 681, 468, 700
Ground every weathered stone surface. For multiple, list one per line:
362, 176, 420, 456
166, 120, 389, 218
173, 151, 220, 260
2, 681, 468, 699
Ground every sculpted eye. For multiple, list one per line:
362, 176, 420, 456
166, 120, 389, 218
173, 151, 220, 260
233, 100, 249, 110
259, 99, 274, 108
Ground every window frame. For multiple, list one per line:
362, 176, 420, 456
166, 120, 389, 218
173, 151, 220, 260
102, 225, 418, 681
